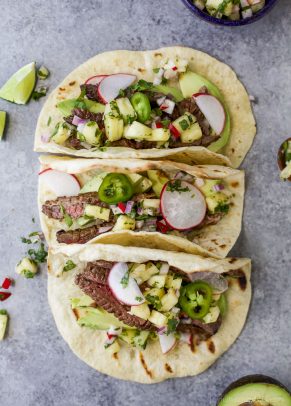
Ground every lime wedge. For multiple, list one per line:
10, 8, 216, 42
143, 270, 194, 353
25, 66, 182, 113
0, 111, 7, 139
0, 62, 36, 104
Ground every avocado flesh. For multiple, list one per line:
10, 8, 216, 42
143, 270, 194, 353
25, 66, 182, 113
147, 170, 169, 197
179, 71, 230, 152
152, 84, 184, 102
57, 99, 105, 116
76, 306, 130, 330
0, 111, 7, 139
218, 383, 291, 406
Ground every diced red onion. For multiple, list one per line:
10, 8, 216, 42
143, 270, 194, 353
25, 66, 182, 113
242, 7, 253, 18
125, 201, 134, 214
98, 225, 114, 234
104, 336, 116, 346
194, 177, 205, 188
72, 115, 88, 126
156, 96, 166, 106
174, 171, 195, 182
136, 220, 145, 229
137, 207, 144, 215
180, 317, 192, 324
157, 326, 167, 335
41, 133, 50, 143
110, 205, 122, 215
160, 99, 175, 115
107, 326, 122, 338
213, 183, 225, 192
77, 121, 88, 133
160, 263, 169, 275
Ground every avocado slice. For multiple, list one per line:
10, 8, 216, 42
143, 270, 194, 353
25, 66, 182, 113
152, 84, 184, 102
57, 98, 105, 116
217, 375, 291, 406
0, 111, 7, 140
74, 306, 128, 330
179, 71, 231, 152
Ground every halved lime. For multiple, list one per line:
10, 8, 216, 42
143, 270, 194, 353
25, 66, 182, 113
0, 62, 36, 104
0, 111, 7, 139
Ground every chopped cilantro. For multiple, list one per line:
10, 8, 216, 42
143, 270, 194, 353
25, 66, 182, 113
166, 180, 190, 193
60, 205, 73, 227
135, 296, 143, 302
179, 119, 189, 131
32, 86, 48, 101
152, 68, 160, 74
129, 80, 153, 92
167, 318, 179, 334
27, 243, 47, 264
21, 269, 36, 279
37, 66, 50, 80
0, 309, 7, 315
215, 202, 230, 214
120, 271, 130, 288
32, 217, 35, 223
145, 294, 161, 310
47, 116, 52, 126
118, 88, 126, 97
63, 260, 76, 273
161, 119, 171, 128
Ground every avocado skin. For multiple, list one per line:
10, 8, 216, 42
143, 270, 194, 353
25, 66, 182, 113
217, 375, 291, 406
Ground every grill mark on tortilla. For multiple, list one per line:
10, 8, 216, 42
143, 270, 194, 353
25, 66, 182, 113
154, 52, 162, 57
69, 81, 76, 86
229, 258, 237, 264
190, 334, 196, 353
59, 87, 66, 91
231, 181, 239, 188
224, 269, 247, 291
138, 68, 145, 73
207, 340, 215, 354
139, 352, 153, 379
72, 308, 79, 319
165, 363, 173, 373
113, 353, 118, 360
220, 244, 226, 249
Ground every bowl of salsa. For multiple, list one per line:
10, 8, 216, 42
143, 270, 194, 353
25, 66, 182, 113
181, 0, 278, 26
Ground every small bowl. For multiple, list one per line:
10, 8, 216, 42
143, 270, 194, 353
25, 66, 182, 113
278, 137, 291, 182
181, 0, 278, 26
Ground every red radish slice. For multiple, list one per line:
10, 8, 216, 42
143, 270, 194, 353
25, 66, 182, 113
39, 169, 80, 197
158, 332, 177, 354
169, 123, 181, 138
193, 93, 226, 135
85, 74, 107, 85
108, 262, 145, 306
98, 74, 136, 103
160, 180, 206, 230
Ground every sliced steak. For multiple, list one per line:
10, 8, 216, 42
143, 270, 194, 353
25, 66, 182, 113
75, 262, 155, 330
80, 84, 102, 102
56, 222, 114, 244
66, 135, 83, 150
42, 192, 109, 220
197, 212, 225, 228
178, 316, 222, 338
109, 139, 157, 149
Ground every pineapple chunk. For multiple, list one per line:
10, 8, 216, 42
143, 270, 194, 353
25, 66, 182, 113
145, 262, 160, 277
104, 115, 124, 142
172, 113, 196, 133
133, 331, 150, 350
51, 123, 70, 145
160, 289, 179, 312
145, 287, 165, 300
141, 199, 160, 210
0, 312, 8, 340
130, 303, 150, 320
148, 310, 167, 327
180, 122, 202, 143
147, 275, 167, 289
124, 121, 152, 140
165, 275, 182, 290
84, 205, 110, 221
81, 121, 102, 146
149, 128, 170, 142
113, 215, 135, 231
116, 97, 136, 124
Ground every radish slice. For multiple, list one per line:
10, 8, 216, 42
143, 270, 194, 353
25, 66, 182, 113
39, 169, 80, 197
108, 262, 145, 306
85, 74, 107, 85
160, 180, 206, 230
193, 93, 226, 135
159, 332, 177, 354
98, 74, 136, 103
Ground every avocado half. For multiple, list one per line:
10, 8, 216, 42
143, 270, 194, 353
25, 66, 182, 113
217, 375, 291, 406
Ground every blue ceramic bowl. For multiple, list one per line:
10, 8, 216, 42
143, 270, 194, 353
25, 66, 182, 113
181, 0, 278, 26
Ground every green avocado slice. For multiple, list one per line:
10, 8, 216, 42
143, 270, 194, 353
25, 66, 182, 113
57, 99, 105, 116
0, 111, 7, 140
152, 84, 184, 102
218, 382, 291, 406
74, 306, 130, 330
179, 71, 230, 152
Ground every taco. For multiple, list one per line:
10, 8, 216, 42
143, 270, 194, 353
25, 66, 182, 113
48, 243, 252, 383
39, 155, 245, 258
35, 47, 256, 168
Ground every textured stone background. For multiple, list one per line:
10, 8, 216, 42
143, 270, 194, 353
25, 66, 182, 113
0, 1, 290, 405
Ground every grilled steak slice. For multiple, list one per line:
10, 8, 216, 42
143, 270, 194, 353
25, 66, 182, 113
109, 139, 157, 149
75, 262, 155, 331
178, 316, 222, 338
56, 222, 114, 244
80, 84, 103, 102
66, 134, 83, 150
42, 192, 109, 220
197, 212, 225, 228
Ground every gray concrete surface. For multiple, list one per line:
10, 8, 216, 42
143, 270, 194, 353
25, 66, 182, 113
0, 0, 290, 405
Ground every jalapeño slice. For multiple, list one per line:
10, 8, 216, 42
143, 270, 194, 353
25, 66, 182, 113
179, 281, 213, 320
98, 173, 134, 204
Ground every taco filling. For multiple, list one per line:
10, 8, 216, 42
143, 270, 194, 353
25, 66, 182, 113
71, 259, 246, 355
41, 169, 231, 245
49, 59, 230, 153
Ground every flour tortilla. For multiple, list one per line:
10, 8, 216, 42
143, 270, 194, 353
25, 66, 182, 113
39, 155, 245, 258
48, 243, 252, 383
35, 47, 256, 168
